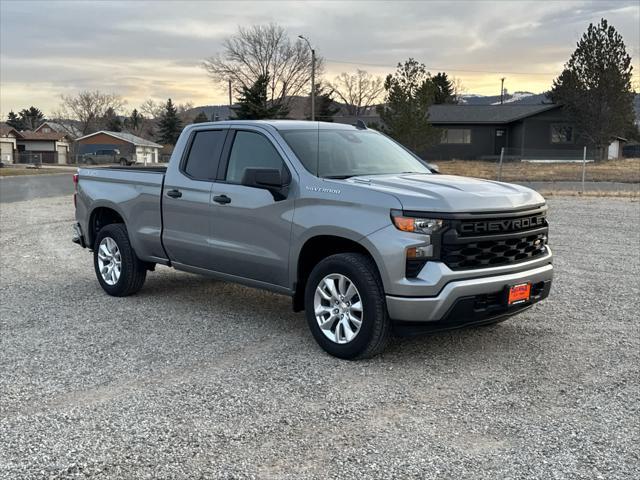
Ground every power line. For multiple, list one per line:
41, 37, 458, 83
325, 58, 560, 76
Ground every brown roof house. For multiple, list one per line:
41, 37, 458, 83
35, 121, 83, 139
1, 122, 71, 164
15, 129, 71, 164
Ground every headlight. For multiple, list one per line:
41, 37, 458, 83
391, 210, 444, 235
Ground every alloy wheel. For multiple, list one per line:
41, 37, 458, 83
97, 237, 122, 285
313, 273, 363, 344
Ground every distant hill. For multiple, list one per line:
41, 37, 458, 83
460, 91, 552, 105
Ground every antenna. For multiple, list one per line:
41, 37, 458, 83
500, 77, 506, 105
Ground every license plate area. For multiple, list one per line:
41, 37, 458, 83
508, 283, 531, 306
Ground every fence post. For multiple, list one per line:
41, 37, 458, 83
580, 146, 587, 194
497, 147, 504, 181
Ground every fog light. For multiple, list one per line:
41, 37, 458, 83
407, 245, 433, 258
406, 245, 432, 278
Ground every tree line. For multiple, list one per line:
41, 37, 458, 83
5, 19, 636, 156
5, 95, 209, 146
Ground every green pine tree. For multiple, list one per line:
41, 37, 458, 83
431, 72, 457, 104
377, 59, 440, 153
550, 18, 635, 160
157, 98, 183, 145
232, 74, 289, 119
18, 106, 45, 130
307, 84, 340, 122
104, 107, 122, 132
6, 111, 24, 130
127, 109, 144, 131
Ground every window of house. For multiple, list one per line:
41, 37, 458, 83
225, 131, 285, 184
551, 124, 574, 144
441, 128, 472, 144
183, 130, 226, 180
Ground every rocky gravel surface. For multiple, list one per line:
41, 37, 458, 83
1, 195, 638, 479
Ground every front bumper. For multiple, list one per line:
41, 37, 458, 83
386, 263, 553, 323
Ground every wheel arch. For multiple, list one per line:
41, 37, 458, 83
87, 204, 126, 249
292, 234, 382, 312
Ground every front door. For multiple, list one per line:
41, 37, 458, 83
162, 128, 228, 270
208, 129, 295, 288
494, 128, 507, 155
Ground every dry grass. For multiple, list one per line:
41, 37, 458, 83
436, 158, 640, 183
0, 167, 72, 177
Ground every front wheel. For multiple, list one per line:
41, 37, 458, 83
93, 223, 146, 296
304, 253, 390, 359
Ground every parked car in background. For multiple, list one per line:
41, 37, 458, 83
81, 149, 137, 166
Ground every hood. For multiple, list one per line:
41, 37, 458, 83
343, 174, 545, 212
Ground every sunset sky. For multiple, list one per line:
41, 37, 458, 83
1, 0, 638, 117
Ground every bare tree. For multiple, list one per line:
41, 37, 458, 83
451, 77, 466, 103
54, 90, 125, 135
177, 101, 196, 124
137, 99, 165, 138
203, 23, 322, 108
139, 99, 164, 119
328, 70, 385, 117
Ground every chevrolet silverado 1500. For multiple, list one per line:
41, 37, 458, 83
73, 120, 553, 359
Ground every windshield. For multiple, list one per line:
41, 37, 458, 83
280, 129, 431, 178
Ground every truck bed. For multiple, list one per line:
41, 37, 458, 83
76, 166, 167, 262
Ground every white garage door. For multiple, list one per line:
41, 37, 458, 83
1, 141, 14, 163
57, 145, 68, 164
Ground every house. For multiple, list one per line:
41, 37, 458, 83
1, 121, 72, 164
35, 121, 82, 139
15, 130, 71, 164
75, 131, 162, 164
422, 104, 595, 161
0, 123, 20, 164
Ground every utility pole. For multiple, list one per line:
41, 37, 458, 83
500, 77, 506, 105
228, 79, 232, 106
299, 35, 316, 121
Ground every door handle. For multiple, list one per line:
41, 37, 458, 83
213, 194, 231, 204
167, 189, 182, 198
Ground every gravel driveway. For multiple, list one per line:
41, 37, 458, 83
1, 196, 638, 479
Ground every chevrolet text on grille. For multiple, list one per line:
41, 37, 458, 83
459, 215, 546, 234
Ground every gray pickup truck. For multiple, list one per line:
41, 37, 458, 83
73, 120, 553, 359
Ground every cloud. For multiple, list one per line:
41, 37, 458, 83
1, 0, 638, 115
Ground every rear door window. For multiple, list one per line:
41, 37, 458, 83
183, 130, 227, 180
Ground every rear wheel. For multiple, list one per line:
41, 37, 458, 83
119, 158, 128, 166
93, 223, 146, 296
304, 253, 390, 359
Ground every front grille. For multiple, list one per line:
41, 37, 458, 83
439, 210, 548, 271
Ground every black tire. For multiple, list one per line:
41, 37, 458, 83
304, 253, 390, 359
93, 223, 146, 297
119, 158, 127, 166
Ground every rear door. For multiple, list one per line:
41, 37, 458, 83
207, 128, 295, 288
162, 128, 228, 269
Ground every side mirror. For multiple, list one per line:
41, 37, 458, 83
241, 168, 290, 200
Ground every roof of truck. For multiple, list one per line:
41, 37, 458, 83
210, 120, 359, 131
